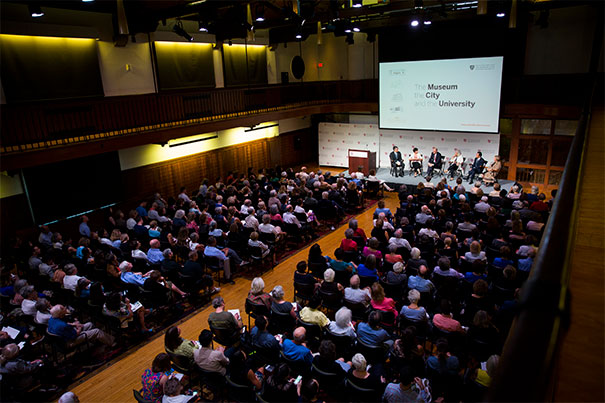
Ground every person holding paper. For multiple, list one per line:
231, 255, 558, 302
207, 297, 242, 348
194, 329, 229, 376
164, 326, 196, 362
102, 292, 153, 333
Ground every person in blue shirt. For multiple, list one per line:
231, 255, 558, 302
147, 239, 164, 265
356, 254, 379, 282
407, 266, 434, 294
48, 304, 114, 346
119, 261, 151, 286
464, 260, 488, 284
281, 327, 313, 367
250, 315, 280, 354
374, 200, 393, 223
518, 248, 536, 273
136, 201, 148, 218
356, 311, 393, 349
492, 246, 514, 269
78, 215, 91, 238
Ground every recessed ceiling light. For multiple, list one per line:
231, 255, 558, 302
410, 19, 419, 27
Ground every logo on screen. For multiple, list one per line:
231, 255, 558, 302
469, 65, 475, 70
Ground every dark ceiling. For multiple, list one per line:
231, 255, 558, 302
3, 0, 595, 43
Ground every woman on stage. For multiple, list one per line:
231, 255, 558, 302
409, 148, 423, 177
448, 149, 464, 180
482, 155, 502, 186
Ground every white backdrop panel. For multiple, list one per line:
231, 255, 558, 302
318, 123, 379, 167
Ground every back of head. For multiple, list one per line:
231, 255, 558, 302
255, 315, 268, 331
198, 329, 213, 347
152, 352, 171, 373
212, 296, 224, 309
368, 310, 382, 328
163, 377, 182, 397
58, 392, 80, 403
164, 326, 182, 351
352, 353, 367, 372
293, 327, 306, 344
296, 261, 308, 273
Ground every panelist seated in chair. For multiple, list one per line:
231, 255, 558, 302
408, 148, 423, 177
482, 155, 502, 185
426, 147, 443, 178
389, 146, 404, 177
447, 149, 464, 180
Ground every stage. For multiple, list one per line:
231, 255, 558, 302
338, 167, 513, 194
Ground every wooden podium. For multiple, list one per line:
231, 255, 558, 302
348, 149, 376, 176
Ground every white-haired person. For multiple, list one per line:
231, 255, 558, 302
386, 262, 407, 285
271, 285, 296, 319
346, 353, 385, 391
246, 277, 272, 310
406, 248, 428, 274
328, 307, 356, 339
400, 289, 428, 323
319, 268, 344, 294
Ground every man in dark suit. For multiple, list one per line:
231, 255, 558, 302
389, 146, 403, 177
467, 151, 487, 183
426, 147, 443, 179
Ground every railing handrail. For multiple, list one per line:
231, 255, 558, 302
487, 42, 602, 403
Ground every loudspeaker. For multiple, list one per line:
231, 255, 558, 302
291, 56, 305, 79
281, 72, 289, 84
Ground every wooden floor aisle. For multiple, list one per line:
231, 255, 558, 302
552, 107, 605, 402
70, 189, 402, 402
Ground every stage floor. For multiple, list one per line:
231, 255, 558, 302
340, 167, 513, 194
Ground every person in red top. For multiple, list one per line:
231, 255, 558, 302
348, 219, 367, 244
529, 193, 549, 212
340, 229, 358, 252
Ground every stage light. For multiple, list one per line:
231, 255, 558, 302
496, 12, 505, 17
82, 0, 94, 2
173, 20, 193, 41
424, 20, 432, 25
295, 33, 302, 39
344, 28, 352, 33
29, 5, 44, 17
410, 19, 419, 27
255, 5, 265, 22
353, 26, 360, 32
352, 0, 363, 8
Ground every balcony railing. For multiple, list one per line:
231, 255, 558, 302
0, 79, 378, 153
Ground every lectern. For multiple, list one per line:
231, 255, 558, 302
348, 149, 376, 176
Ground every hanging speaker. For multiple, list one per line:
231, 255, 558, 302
291, 56, 305, 80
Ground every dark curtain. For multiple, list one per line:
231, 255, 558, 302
223, 45, 267, 87
154, 42, 215, 90
0, 35, 104, 103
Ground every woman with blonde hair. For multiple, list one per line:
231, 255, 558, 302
370, 282, 398, 318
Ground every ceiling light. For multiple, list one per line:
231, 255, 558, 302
29, 5, 44, 17
353, 27, 360, 32
352, 0, 363, 8
424, 20, 432, 25
344, 28, 352, 33
82, 0, 95, 2
295, 33, 302, 39
496, 12, 505, 17
198, 20, 208, 32
410, 19, 419, 27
